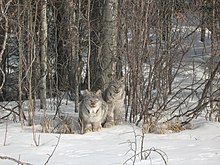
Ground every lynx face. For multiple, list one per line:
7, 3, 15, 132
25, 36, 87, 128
84, 93, 103, 117
79, 89, 108, 133
105, 78, 125, 102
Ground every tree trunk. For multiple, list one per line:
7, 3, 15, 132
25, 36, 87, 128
17, 0, 25, 126
209, 0, 218, 120
55, 1, 69, 91
85, 0, 103, 91
40, 0, 48, 111
101, 0, 118, 88
201, 8, 206, 42
68, 0, 80, 112
0, 0, 11, 101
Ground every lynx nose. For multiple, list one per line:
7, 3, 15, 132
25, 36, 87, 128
115, 89, 120, 93
90, 100, 96, 107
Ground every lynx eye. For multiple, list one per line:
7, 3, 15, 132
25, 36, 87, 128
111, 86, 116, 90
87, 109, 90, 114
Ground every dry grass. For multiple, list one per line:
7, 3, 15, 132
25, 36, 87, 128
41, 116, 53, 133
143, 118, 192, 134
41, 115, 75, 134
55, 116, 75, 134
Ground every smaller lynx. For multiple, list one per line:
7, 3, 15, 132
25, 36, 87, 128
79, 89, 107, 134
102, 77, 125, 127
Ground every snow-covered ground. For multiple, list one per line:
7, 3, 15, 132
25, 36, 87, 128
0, 99, 220, 165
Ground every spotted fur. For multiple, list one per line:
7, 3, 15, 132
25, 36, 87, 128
102, 77, 125, 127
79, 89, 108, 134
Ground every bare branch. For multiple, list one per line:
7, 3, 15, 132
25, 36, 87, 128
0, 155, 32, 165
44, 134, 61, 165
0, 67, 5, 90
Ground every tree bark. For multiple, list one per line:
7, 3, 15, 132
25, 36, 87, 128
68, 0, 80, 112
40, 0, 48, 111
86, 0, 103, 91
17, 0, 25, 126
101, 0, 118, 88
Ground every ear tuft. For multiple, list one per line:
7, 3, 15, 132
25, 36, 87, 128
95, 89, 102, 96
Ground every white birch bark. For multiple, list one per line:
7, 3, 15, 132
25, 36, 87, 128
40, 0, 48, 111
102, 0, 118, 87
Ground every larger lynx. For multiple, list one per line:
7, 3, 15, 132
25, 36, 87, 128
79, 89, 108, 134
102, 77, 125, 127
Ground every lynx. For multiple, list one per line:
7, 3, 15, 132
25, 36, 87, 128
79, 89, 108, 134
102, 77, 125, 127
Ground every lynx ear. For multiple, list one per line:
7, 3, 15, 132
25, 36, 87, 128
81, 89, 91, 96
95, 89, 102, 96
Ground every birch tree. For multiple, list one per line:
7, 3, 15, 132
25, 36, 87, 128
0, 0, 11, 99
101, 0, 119, 88
40, 0, 48, 111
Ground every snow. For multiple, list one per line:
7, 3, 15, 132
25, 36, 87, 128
0, 100, 220, 165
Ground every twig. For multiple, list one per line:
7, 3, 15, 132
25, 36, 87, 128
3, 117, 8, 146
32, 123, 40, 146
0, 155, 32, 165
0, 104, 20, 119
123, 147, 168, 165
0, 67, 5, 90
123, 125, 168, 165
143, 147, 168, 165
44, 134, 61, 165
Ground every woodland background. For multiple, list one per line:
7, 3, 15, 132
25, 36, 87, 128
0, 0, 220, 131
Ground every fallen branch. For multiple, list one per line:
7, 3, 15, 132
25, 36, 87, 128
0, 155, 32, 165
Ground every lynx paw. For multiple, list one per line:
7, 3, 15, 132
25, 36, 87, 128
92, 122, 102, 132
93, 126, 102, 132
103, 121, 115, 128
83, 127, 92, 134
115, 120, 123, 125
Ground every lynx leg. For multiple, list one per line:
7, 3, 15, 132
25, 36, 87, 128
92, 122, 102, 132
103, 103, 115, 128
114, 106, 124, 125
83, 123, 92, 134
